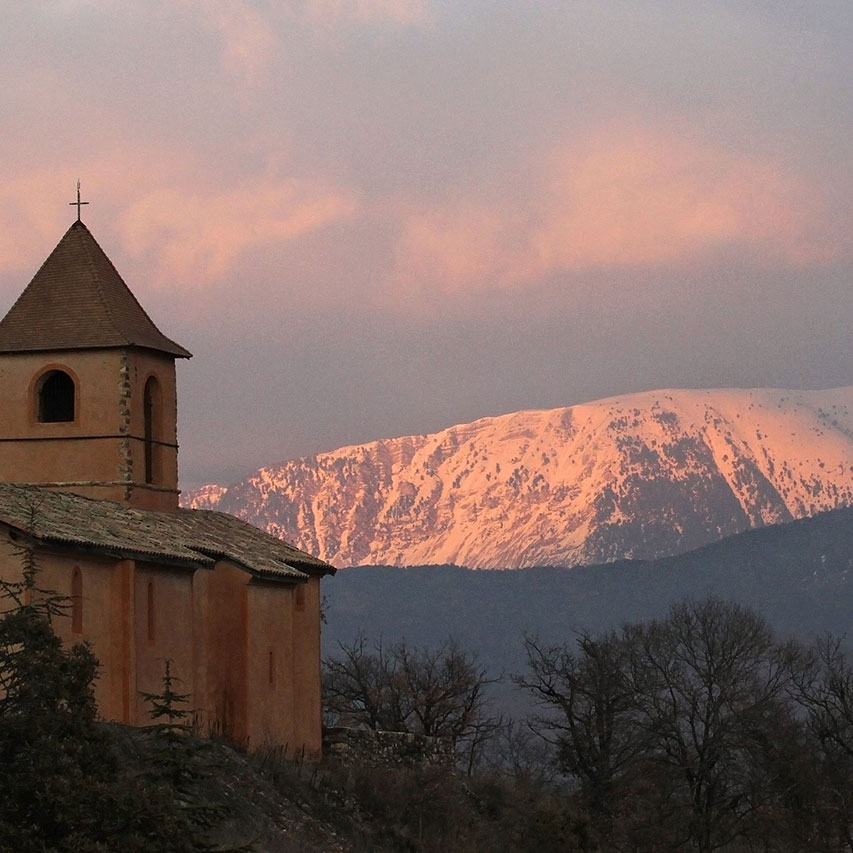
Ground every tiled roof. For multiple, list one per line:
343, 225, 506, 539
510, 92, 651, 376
0, 221, 191, 358
0, 484, 334, 582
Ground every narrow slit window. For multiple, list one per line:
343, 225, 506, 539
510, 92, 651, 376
268, 650, 274, 686
71, 567, 83, 634
295, 585, 306, 612
143, 376, 162, 485
147, 580, 155, 642
37, 370, 75, 423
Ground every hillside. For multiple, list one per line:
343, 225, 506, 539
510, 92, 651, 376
323, 506, 853, 705
185, 386, 853, 568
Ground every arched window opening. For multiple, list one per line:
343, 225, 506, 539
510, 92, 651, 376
147, 580, 155, 643
294, 585, 306, 612
71, 567, 83, 634
37, 370, 75, 423
143, 376, 162, 485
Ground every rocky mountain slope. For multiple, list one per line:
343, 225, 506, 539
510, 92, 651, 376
183, 386, 853, 568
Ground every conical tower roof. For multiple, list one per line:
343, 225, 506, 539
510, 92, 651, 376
0, 220, 191, 358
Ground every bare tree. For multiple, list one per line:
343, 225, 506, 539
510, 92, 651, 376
792, 634, 853, 758
322, 634, 407, 732
789, 634, 853, 849
394, 638, 497, 740
625, 597, 792, 853
477, 718, 559, 788
515, 629, 641, 838
322, 635, 502, 771
516, 599, 803, 852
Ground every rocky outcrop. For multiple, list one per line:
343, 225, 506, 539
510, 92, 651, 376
183, 386, 853, 569
322, 727, 455, 769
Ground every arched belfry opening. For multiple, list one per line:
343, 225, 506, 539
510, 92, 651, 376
0, 202, 334, 759
0, 218, 191, 509
144, 376, 162, 485
36, 369, 75, 423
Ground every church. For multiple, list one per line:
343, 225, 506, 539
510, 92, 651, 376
0, 209, 335, 755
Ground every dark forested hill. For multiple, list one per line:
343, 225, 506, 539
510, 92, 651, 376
323, 506, 853, 706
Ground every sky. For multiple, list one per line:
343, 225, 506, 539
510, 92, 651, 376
0, 0, 850, 489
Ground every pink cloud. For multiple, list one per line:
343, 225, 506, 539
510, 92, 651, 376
389, 122, 843, 301
0, 117, 841, 320
0, 170, 84, 277
177, 0, 278, 86
303, 0, 429, 25
534, 126, 833, 270
117, 179, 359, 287
0, 147, 195, 283
0, 134, 358, 295
168, 0, 428, 89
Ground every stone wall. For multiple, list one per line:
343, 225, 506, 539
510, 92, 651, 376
322, 726, 455, 769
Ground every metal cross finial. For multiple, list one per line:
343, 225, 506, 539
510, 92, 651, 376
69, 179, 89, 222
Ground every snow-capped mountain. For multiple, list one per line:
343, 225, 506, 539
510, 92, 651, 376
183, 387, 853, 569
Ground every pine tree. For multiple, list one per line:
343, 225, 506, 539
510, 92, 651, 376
0, 526, 246, 851
142, 660, 224, 850
0, 533, 113, 849
138, 659, 234, 848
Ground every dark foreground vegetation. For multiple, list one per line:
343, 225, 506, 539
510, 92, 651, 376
0, 546, 570, 851
6, 521, 853, 850
323, 596, 853, 852
0, 541, 248, 851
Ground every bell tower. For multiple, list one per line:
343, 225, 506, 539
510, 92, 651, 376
0, 215, 191, 511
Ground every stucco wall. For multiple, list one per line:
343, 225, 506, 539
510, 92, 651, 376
123, 349, 180, 510
132, 564, 197, 724
290, 575, 323, 757
0, 348, 179, 510
0, 533, 128, 721
0, 531, 326, 757
205, 560, 249, 742
245, 580, 296, 749
204, 564, 324, 755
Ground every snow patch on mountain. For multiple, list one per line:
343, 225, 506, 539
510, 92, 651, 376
183, 387, 853, 569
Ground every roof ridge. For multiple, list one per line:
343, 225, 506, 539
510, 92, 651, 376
0, 220, 192, 358
79, 221, 172, 346
77, 222, 129, 345
0, 484, 333, 579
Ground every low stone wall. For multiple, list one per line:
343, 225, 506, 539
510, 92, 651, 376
323, 726, 455, 769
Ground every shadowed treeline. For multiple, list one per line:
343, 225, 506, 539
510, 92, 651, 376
324, 506, 853, 716
322, 594, 853, 850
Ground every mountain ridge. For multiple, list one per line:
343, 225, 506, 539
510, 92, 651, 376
322, 505, 853, 718
184, 386, 853, 568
